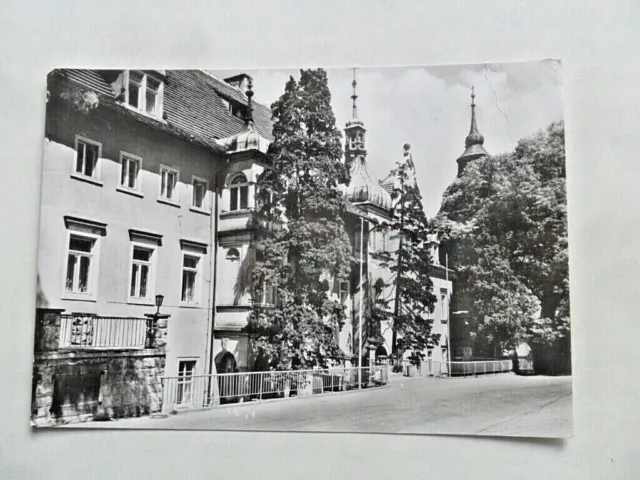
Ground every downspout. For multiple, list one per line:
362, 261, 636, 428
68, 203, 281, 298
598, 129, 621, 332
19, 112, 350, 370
446, 254, 451, 377
358, 216, 364, 389
206, 157, 224, 404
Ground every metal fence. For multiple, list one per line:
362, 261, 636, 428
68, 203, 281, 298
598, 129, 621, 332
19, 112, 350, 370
161, 365, 389, 412
59, 314, 151, 349
419, 360, 513, 377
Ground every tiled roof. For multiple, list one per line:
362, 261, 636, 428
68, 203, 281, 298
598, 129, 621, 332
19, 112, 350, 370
51, 69, 273, 153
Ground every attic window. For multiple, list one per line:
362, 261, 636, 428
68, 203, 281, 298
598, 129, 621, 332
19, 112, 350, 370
222, 99, 246, 119
125, 71, 163, 118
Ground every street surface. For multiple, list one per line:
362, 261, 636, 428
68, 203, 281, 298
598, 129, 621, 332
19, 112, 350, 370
63, 374, 572, 437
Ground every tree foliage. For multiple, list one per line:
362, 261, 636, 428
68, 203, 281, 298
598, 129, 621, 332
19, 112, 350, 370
375, 153, 438, 366
436, 121, 569, 357
247, 69, 353, 370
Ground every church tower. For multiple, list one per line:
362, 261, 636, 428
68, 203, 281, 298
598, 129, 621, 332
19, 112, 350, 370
344, 69, 367, 167
456, 87, 489, 176
344, 69, 392, 212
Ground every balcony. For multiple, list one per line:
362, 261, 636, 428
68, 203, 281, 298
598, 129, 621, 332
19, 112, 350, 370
34, 309, 167, 352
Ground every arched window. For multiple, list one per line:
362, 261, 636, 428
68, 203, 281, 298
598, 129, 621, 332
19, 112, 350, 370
226, 248, 240, 262
229, 173, 249, 211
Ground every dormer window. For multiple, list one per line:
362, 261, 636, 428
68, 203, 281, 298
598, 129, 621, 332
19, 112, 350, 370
145, 77, 160, 115
220, 97, 247, 119
230, 103, 247, 119
125, 71, 163, 118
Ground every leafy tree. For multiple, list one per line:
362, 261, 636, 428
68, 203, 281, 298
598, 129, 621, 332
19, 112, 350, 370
247, 69, 353, 370
375, 151, 438, 368
437, 121, 569, 366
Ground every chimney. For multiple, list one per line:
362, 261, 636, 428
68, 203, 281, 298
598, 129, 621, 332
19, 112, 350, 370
224, 73, 251, 94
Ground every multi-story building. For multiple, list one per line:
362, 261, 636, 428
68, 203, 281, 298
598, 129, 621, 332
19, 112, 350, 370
32, 69, 272, 424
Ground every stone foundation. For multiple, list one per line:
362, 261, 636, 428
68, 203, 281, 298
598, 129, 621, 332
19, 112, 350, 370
32, 349, 165, 427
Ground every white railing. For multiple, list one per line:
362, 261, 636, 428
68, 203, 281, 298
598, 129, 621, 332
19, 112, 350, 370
418, 360, 513, 377
161, 365, 389, 412
59, 314, 150, 349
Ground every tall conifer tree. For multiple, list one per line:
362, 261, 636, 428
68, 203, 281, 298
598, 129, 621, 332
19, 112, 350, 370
375, 148, 438, 368
247, 69, 352, 370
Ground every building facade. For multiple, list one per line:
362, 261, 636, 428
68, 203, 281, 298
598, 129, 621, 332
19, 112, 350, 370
34, 70, 273, 424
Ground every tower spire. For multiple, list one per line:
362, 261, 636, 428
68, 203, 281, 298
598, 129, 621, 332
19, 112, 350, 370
465, 85, 484, 148
351, 68, 358, 120
456, 86, 489, 176
345, 67, 366, 163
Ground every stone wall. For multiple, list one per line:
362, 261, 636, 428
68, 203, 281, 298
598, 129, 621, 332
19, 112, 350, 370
32, 350, 165, 427
31, 308, 168, 427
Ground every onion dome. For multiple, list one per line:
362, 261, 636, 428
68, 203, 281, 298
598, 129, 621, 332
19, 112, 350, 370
346, 155, 392, 211
457, 87, 488, 175
218, 76, 270, 154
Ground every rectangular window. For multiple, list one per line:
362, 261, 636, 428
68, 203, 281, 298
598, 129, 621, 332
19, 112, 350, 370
120, 153, 141, 190
230, 188, 238, 211
240, 185, 248, 209
145, 77, 160, 115
192, 178, 208, 209
177, 360, 197, 405
339, 281, 349, 304
128, 71, 143, 109
262, 283, 277, 306
181, 254, 200, 303
65, 234, 96, 294
160, 166, 179, 201
130, 246, 154, 300
125, 71, 163, 117
75, 139, 100, 178
440, 288, 448, 322
230, 185, 249, 211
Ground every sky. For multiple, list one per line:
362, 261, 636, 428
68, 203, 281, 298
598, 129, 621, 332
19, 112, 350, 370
210, 60, 563, 217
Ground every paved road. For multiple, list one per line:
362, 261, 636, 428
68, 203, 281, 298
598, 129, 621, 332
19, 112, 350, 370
64, 374, 572, 438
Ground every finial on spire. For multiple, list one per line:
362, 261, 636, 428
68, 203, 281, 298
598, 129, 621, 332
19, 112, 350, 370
351, 68, 358, 120
245, 75, 254, 125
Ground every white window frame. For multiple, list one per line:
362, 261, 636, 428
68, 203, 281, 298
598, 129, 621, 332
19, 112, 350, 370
440, 288, 449, 323
62, 230, 101, 302
257, 281, 277, 307
144, 76, 161, 116
176, 358, 198, 405
180, 251, 203, 306
190, 175, 210, 213
158, 165, 180, 206
71, 136, 103, 186
124, 70, 164, 119
228, 173, 250, 212
338, 281, 350, 305
127, 242, 157, 305
117, 151, 143, 197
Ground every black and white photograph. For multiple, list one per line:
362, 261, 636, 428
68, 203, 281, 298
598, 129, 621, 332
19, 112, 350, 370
31, 61, 571, 438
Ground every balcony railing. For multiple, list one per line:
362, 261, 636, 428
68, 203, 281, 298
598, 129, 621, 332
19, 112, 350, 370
59, 314, 153, 350
161, 365, 389, 412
